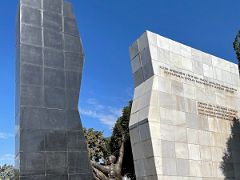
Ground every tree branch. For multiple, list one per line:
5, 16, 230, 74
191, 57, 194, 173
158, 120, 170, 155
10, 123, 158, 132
92, 171, 101, 180
91, 160, 110, 174
92, 166, 108, 180
116, 137, 125, 169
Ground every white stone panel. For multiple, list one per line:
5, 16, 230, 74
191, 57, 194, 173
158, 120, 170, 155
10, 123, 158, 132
203, 64, 214, 78
149, 44, 158, 60
158, 76, 171, 93
188, 144, 201, 160
175, 142, 189, 159
182, 56, 193, 71
146, 31, 157, 46
189, 160, 202, 177
180, 44, 191, 59
187, 128, 199, 144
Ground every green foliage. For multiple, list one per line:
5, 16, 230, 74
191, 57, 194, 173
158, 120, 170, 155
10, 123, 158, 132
109, 101, 132, 154
233, 31, 240, 74
84, 101, 135, 178
0, 164, 15, 180
109, 101, 136, 179
84, 128, 110, 164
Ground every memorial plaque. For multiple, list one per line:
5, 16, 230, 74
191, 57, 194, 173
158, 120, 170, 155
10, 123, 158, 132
129, 31, 240, 179
16, 0, 93, 179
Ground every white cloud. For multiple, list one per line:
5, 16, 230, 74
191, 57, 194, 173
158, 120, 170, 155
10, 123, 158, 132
86, 98, 104, 110
0, 154, 14, 165
0, 133, 13, 140
80, 98, 122, 129
107, 106, 122, 116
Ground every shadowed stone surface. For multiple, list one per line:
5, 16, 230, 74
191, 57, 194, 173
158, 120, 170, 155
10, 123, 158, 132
129, 31, 240, 179
16, 0, 92, 179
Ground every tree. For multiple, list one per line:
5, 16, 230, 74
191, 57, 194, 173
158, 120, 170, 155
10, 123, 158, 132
0, 164, 15, 180
109, 101, 136, 179
84, 128, 110, 164
85, 101, 135, 179
233, 31, 240, 75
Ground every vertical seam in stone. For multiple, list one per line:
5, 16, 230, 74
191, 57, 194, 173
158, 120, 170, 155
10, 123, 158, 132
40, 0, 47, 177
62, 1, 69, 178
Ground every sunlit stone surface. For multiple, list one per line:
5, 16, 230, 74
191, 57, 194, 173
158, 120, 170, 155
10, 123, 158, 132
16, 0, 92, 179
129, 31, 240, 179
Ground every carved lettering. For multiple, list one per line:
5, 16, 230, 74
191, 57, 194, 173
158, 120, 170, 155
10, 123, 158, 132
159, 66, 237, 93
197, 102, 238, 120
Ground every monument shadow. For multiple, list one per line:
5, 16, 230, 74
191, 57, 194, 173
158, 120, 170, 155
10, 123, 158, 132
221, 118, 240, 179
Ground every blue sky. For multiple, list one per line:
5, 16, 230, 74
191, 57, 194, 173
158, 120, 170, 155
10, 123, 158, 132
0, 0, 239, 165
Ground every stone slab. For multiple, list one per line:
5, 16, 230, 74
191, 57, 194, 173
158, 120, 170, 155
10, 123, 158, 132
16, 0, 93, 179
129, 31, 240, 179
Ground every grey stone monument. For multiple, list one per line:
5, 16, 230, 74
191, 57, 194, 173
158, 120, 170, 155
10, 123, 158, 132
16, 0, 92, 179
129, 31, 240, 179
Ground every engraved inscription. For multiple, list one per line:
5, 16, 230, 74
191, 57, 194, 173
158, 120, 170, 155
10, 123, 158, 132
159, 66, 237, 93
197, 102, 238, 120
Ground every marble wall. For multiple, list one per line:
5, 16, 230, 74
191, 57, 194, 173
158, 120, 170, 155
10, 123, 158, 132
129, 31, 240, 180
16, 0, 92, 179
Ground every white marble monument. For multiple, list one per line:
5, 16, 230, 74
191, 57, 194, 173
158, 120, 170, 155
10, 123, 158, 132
129, 31, 240, 179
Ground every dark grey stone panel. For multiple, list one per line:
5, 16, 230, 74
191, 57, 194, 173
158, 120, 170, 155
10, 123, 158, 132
21, 24, 42, 46
67, 131, 85, 151
43, 0, 63, 14
20, 44, 42, 65
20, 85, 44, 106
20, 175, 46, 180
63, 2, 74, 18
44, 68, 65, 88
68, 151, 90, 173
66, 71, 81, 89
65, 52, 83, 72
20, 130, 45, 152
45, 152, 67, 174
44, 30, 63, 49
44, 48, 64, 69
64, 17, 79, 36
41, 109, 66, 130
46, 175, 68, 180
69, 174, 91, 180
20, 152, 45, 176
21, 64, 43, 86
15, 154, 20, 168
64, 34, 82, 53
20, 107, 46, 129
20, 0, 42, 9
66, 89, 79, 110
21, 6, 41, 26
16, 133, 20, 155
44, 87, 65, 109
66, 110, 83, 130
45, 131, 67, 151
43, 11, 62, 32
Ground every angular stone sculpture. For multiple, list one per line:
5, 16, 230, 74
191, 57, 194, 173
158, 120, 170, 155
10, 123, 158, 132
16, 0, 92, 179
129, 31, 240, 179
